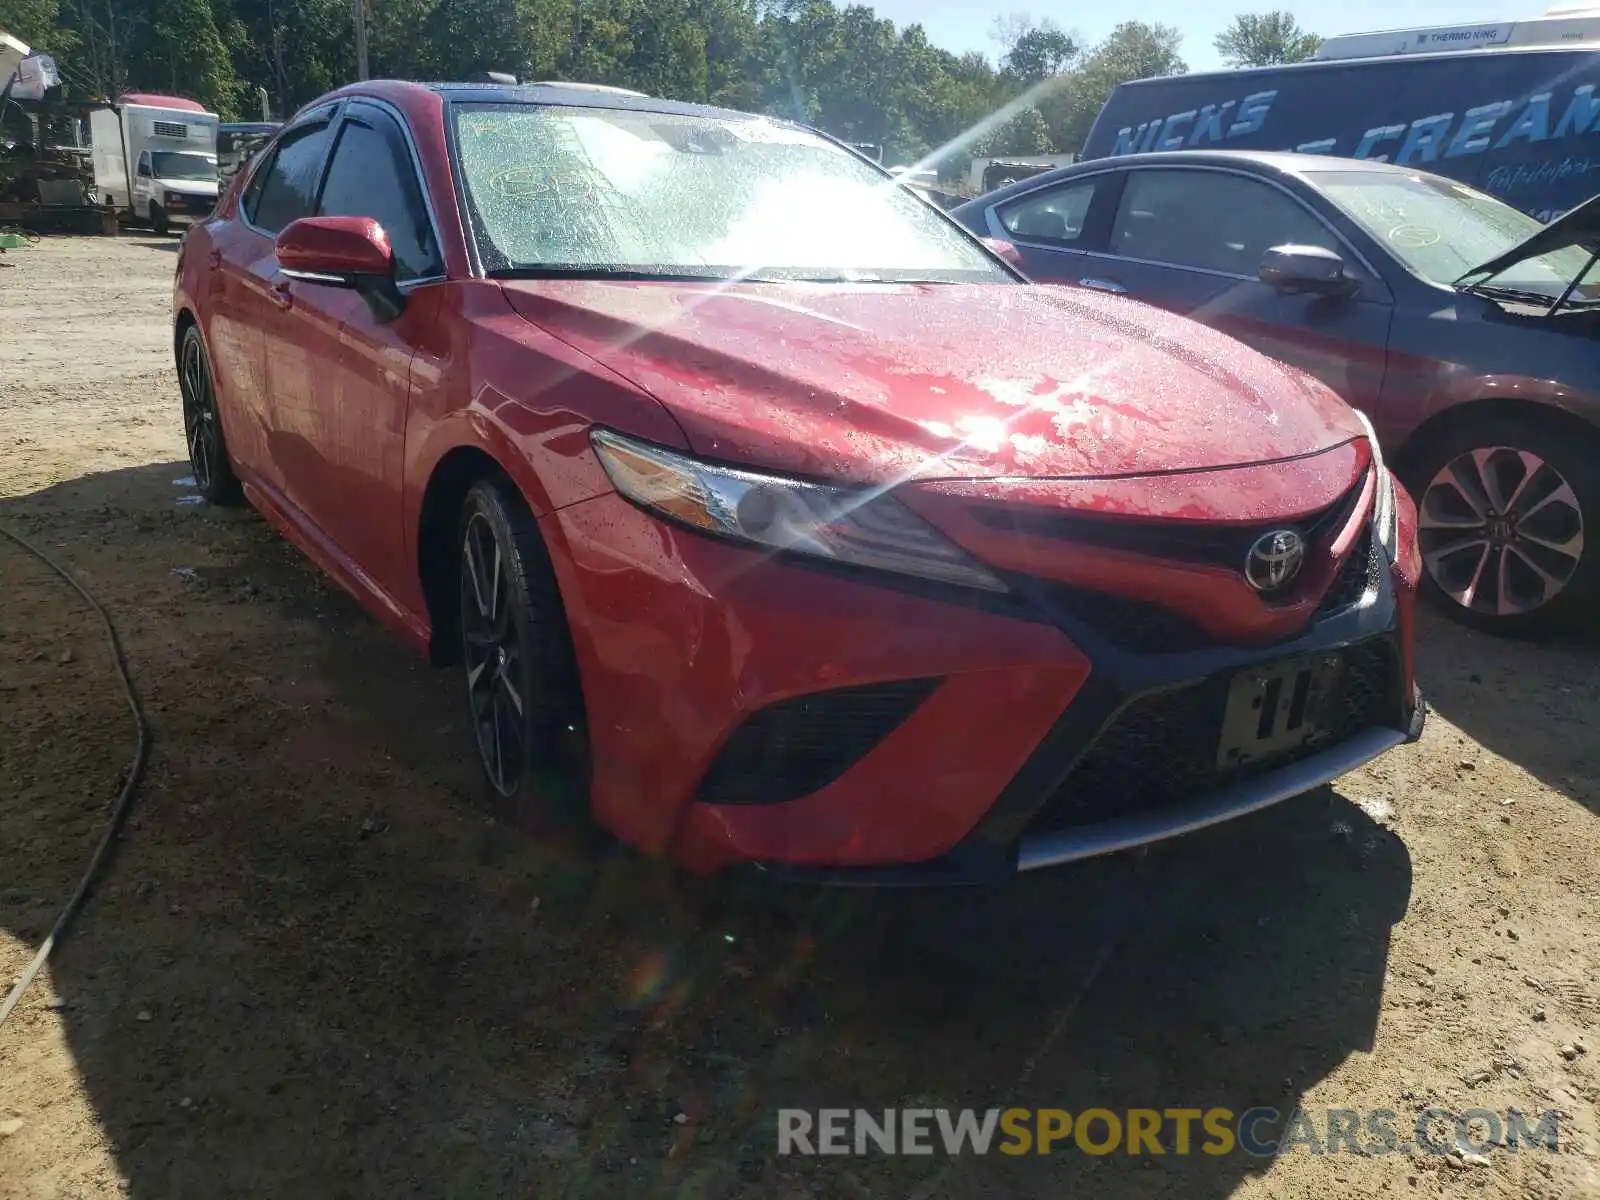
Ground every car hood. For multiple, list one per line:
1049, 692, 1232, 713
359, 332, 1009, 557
1463, 192, 1600, 280
499, 279, 1366, 483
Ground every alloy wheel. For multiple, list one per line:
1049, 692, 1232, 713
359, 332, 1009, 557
179, 334, 220, 494
1418, 445, 1585, 618
461, 511, 526, 797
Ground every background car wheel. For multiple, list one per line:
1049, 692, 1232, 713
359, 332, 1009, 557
151, 204, 170, 235
177, 324, 244, 506
1404, 415, 1598, 636
457, 477, 593, 835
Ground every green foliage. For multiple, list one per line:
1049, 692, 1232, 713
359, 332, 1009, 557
137, 0, 240, 115
0, 0, 74, 50
981, 105, 1053, 156
1214, 11, 1320, 67
997, 18, 1076, 85
18, 0, 1194, 168
1051, 21, 1188, 154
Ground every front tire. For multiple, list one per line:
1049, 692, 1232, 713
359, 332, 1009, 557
457, 477, 592, 831
177, 324, 243, 506
151, 203, 170, 235
1404, 414, 1597, 636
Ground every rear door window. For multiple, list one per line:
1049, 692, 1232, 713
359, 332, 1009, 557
1109, 168, 1341, 276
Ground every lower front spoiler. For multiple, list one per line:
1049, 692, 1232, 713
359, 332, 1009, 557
753, 695, 1426, 888
1018, 715, 1416, 872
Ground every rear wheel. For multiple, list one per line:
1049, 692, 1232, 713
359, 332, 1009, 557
177, 324, 243, 506
457, 478, 592, 831
1405, 415, 1597, 636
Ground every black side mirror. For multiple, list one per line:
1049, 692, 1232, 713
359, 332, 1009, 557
1259, 244, 1358, 298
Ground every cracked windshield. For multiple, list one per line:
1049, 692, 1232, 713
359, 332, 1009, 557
453, 105, 1007, 281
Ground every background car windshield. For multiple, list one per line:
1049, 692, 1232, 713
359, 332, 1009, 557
151, 151, 216, 181
451, 104, 1008, 282
1311, 170, 1594, 297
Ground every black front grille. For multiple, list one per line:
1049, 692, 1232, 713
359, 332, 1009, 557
1025, 638, 1397, 834
1030, 582, 1219, 654
969, 474, 1366, 570
988, 473, 1377, 654
1315, 527, 1383, 617
695, 678, 940, 805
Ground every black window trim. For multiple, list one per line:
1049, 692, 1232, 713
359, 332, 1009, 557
442, 99, 487, 278
319, 99, 448, 289
240, 103, 342, 241
1082, 164, 1390, 299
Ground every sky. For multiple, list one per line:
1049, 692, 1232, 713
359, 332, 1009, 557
868, 0, 1557, 72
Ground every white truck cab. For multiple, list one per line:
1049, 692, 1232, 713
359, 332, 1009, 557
90, 95, 219, 233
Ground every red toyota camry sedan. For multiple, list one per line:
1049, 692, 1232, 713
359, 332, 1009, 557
173, 79, 1425, 883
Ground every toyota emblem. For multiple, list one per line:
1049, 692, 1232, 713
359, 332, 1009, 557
1244, 529, 1305, 592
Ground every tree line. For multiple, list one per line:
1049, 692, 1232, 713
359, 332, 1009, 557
0, 0, 1320, 170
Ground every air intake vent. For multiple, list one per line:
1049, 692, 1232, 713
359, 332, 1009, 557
695, 679, 941, 805
153, 120, 187, 138
1314, 528, 1383, 617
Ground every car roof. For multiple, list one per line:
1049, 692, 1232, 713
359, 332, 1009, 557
323, 78, 771, 125
963, 149, 1426, 208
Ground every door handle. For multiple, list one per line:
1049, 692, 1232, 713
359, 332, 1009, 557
270, 281, 293, 310
1078, 277, 1127, 295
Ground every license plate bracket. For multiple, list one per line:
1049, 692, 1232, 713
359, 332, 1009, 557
1217, 652, 1344, 770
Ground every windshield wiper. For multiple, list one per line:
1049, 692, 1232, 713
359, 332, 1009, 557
486, 266, 974, 285
786, 274, 961, 284
1455, 281, 1559, 307
485, 266, 731, 282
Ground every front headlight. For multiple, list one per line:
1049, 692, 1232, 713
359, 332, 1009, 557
1373, 464, 1398, 561
590, 429, 1008, 593
1352, 410, 1398, 561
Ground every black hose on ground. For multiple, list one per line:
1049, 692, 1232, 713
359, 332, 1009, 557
0, 521, 150, 1028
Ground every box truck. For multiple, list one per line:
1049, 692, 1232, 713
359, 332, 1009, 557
90, 93, 219, 233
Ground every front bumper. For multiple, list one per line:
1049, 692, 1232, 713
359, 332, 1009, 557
544, 481, 1422, 884
1017, 707, 1423, 873
158, 196, 213, 224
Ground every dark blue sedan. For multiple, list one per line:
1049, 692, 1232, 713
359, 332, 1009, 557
954, 150, 1600, 637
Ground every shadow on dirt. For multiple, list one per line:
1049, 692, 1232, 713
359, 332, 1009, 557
1413, 609, 1600, 820
1, 461, 1412, 1198
122, 236, 181, 253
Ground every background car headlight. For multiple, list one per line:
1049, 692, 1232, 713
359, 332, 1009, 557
1352, 409, 1398, 561
591, 429, 1008, 593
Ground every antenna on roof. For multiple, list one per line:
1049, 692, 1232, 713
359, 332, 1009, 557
467, 71, 518, 85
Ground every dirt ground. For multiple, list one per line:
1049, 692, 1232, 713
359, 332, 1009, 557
2, 236, 1599, 1200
